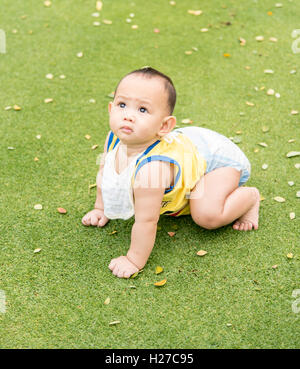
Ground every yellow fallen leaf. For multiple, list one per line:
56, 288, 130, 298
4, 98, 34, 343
131, 272, 138, 279
272, 265, 278, 269
246, 101, 255, 106
96, 1, 103, 11
109, 320, 120, 326
188, 10, 202, 16
291, 110, 298, 115
154, 279, 167, 287
13, 105, 21, 111
44, 98, 53, 103
260, 195, 265, 201
44, 0, 51, 7
223, 53, 231, 58
181, 118, 193, 124
103, 19, 112, 25
131, 24, 138, 29
155, 266, 163, 275
197, 250, 207, 256
104, 297, 110, 305
287, 253, 293, 259
289, 212, 295, 220
85, 134, 91, 140
91, 144, 98, 150
34, 248, 42, 253
185, 51, 193, 55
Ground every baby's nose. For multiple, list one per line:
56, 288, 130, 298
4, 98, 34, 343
123, 108, 134, 121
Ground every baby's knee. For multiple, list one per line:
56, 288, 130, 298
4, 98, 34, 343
191, 211, 223, 230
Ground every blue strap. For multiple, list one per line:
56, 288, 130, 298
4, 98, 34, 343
106, 131, 114, 151
134, 155, 181, 194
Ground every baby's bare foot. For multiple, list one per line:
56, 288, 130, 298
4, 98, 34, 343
232, 187, 260, 231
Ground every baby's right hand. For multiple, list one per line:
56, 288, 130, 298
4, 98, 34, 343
81, 209, 109, 227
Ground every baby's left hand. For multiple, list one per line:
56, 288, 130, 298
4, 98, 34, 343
109, 256, 139, 278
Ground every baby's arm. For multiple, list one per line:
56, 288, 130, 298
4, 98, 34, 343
109, 161, 172, 278
82, 134, 110, 227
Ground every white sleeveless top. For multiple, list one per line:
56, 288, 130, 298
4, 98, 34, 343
98, 144, 143, 220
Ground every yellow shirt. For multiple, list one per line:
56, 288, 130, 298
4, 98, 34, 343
106, 130, 206, 217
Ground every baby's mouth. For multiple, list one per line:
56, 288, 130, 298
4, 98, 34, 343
121, 126, 133, 133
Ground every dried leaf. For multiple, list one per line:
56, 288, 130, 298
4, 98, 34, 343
34, 248, 42, 253
288, 181, 294, 186
155, 266, 163, 275
46, 73, 53, 80
109, 320, 120, 326
13, 105, 21, 111
269, 37, 278, 43
272, 265, 278, 269
96, 1, 103, 11
103, 19, 112, 25
167, 231, 175, 237
289, 212, 296, 220
239, 37, 246, 46
104, 297, 110, 305
57, 207, 67, 214
131, 272, 138, 279
287, 253, 294, 259
131, 25, 138, 29
258, 142, 268, 147
246, 101, 254, 106
286, 151, 300, 158
34, 204, 43, 210
154, 279, 167, 287
255, 35, 264, 42
262, 126, 269, 133
181, 118, 193, 124
273, 196, 285, 203
85, 134, 91, 140
44, 1, 51, 7
44, 98, 53, 103
197, 250, 207, 256
291, 110, 298, 115
91, 144, 98, 150
188, 10, 202, 16
264, 69, 274, 74
267, 89, 275, 96
76, 51, 83, 58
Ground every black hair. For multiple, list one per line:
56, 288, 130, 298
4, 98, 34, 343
114, 67, 176, 114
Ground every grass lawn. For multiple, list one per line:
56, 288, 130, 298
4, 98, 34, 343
0, 0, 299, 349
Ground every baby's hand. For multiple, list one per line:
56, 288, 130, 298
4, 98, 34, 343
109, 256, 139, 278
82, 209, 109, 227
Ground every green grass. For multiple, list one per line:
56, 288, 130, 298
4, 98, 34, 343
0, 0, 299, 349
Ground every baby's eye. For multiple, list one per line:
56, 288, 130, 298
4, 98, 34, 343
139, 107, 147, 113
118, 102, 126, 108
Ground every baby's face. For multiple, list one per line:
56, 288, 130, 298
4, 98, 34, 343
108, 74, 170, 145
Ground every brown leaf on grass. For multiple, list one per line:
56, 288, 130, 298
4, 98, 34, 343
197, 250, 207, 256
57, 207, 67, 214
167, 232, 175, 237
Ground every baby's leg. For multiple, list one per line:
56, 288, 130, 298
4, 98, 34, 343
189, 167, 260, 231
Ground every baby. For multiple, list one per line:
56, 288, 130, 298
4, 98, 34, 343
82, 67, 260, 278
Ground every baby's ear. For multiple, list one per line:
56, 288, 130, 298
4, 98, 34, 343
158, 116, 177, 137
